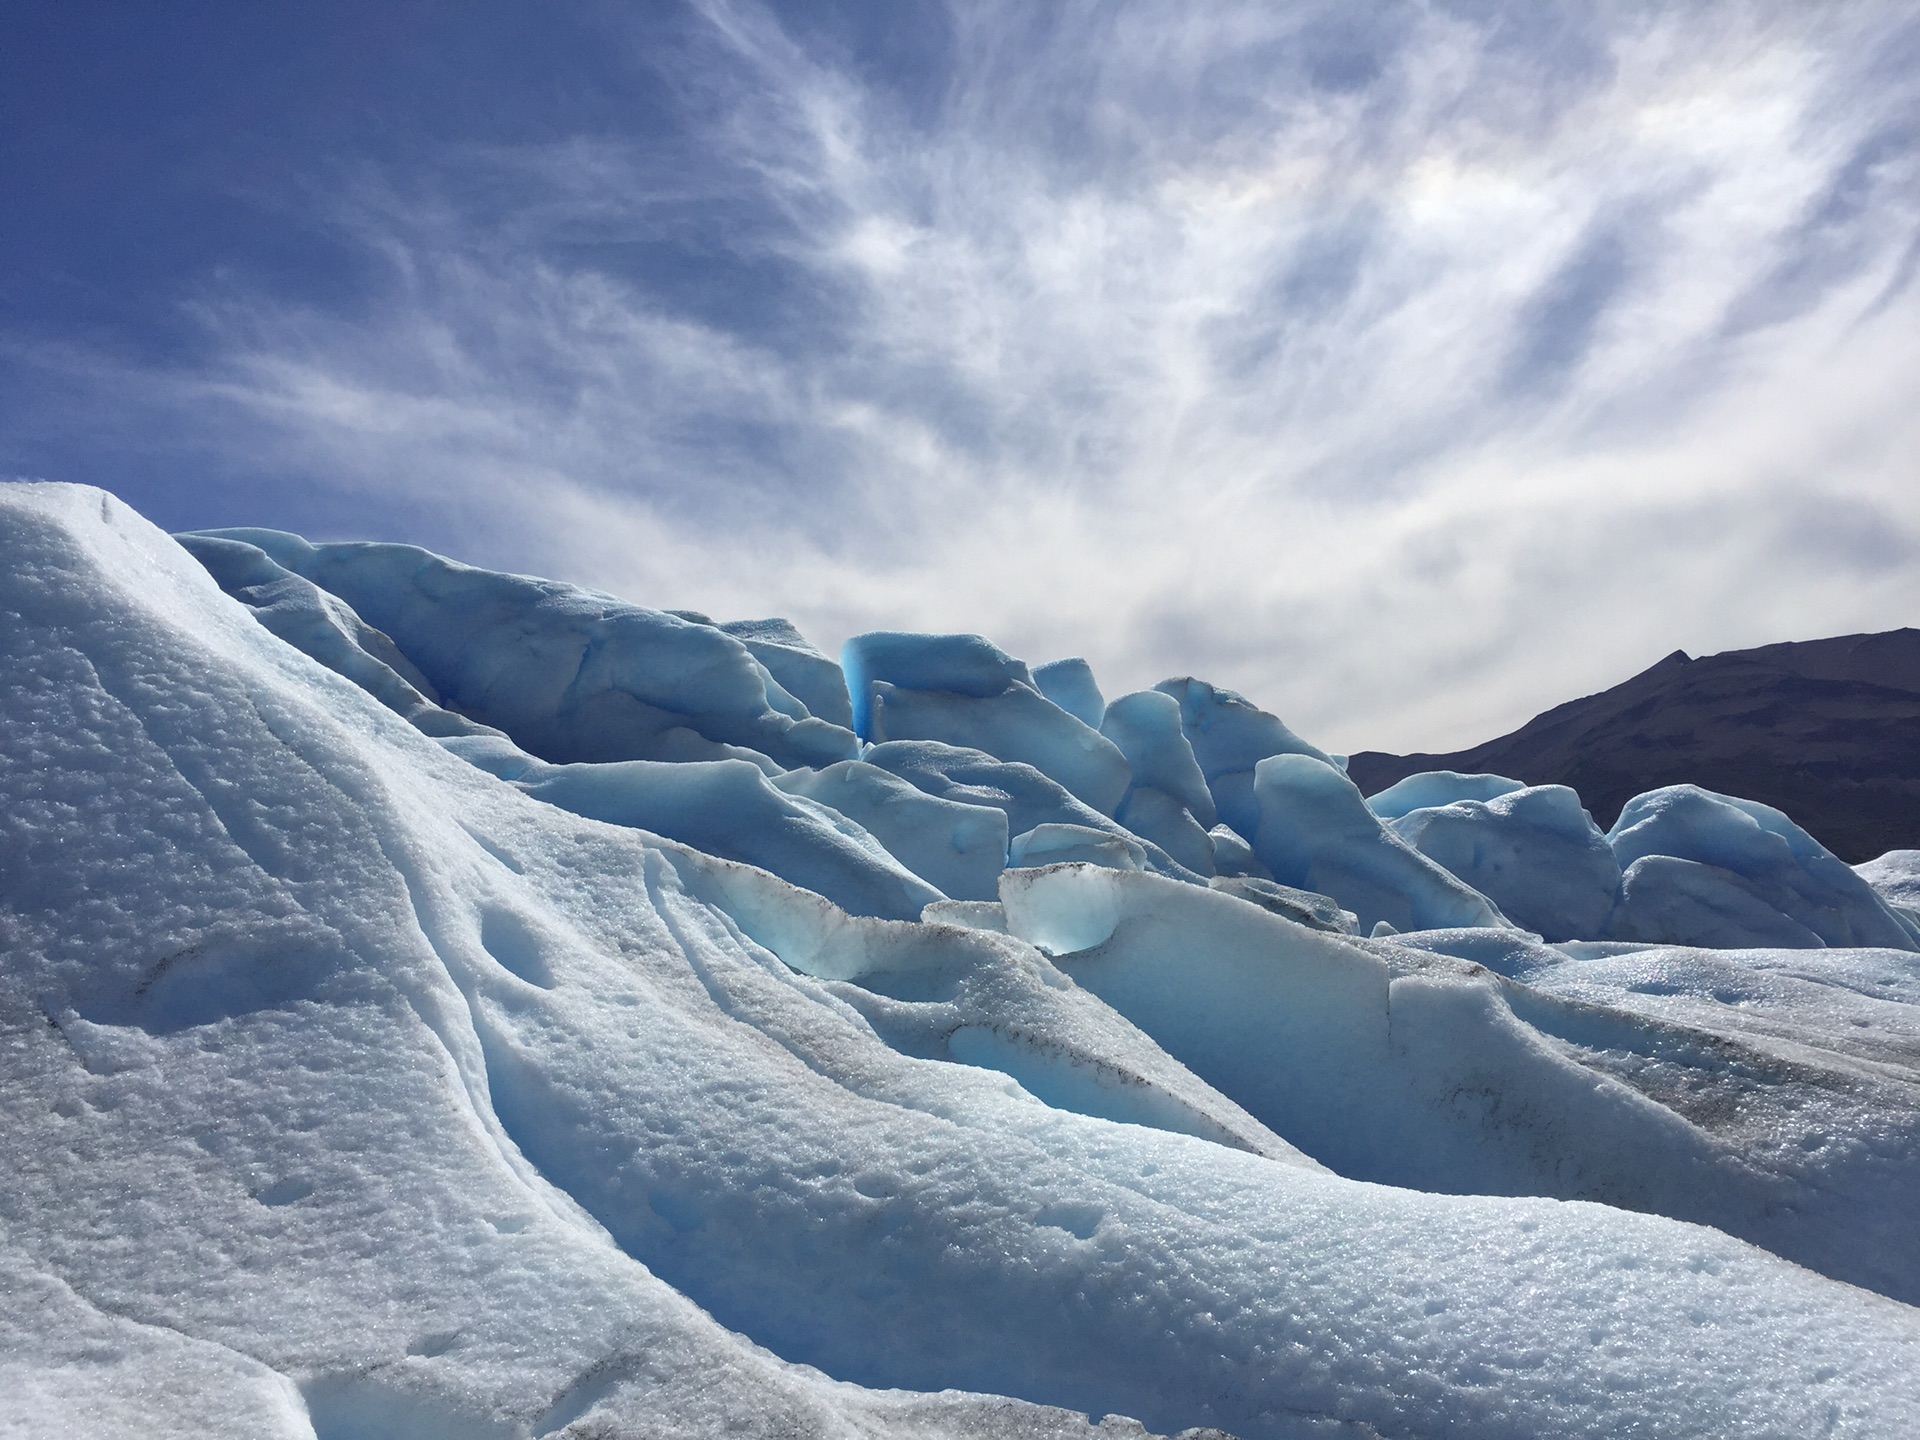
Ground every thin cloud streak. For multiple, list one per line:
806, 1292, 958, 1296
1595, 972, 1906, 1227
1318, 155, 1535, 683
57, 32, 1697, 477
15, 0, 1920, 753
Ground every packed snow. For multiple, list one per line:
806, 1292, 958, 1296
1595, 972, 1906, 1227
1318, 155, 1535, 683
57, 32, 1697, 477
5, 483, 1920, 1438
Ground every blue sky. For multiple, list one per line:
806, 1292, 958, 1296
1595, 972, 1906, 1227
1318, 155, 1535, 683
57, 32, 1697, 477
5, 1, 1919, 753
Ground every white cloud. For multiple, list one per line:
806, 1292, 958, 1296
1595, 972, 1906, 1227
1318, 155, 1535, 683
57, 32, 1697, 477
38, 0, 1920, 752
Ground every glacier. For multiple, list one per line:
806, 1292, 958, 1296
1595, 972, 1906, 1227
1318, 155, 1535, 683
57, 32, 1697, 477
5, 482, 1920, 1439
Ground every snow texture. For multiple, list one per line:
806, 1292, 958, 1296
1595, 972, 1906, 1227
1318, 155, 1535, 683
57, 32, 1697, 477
1856, 851, 1920, 944
5, 483, 1920, 1439
1859, 850, 1920, 909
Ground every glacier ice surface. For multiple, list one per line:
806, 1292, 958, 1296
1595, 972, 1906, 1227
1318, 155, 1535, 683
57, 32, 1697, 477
1205, 823, 1271, 880
1364, 768, 1527, 820
1153, 676, 1335, 840
515, 755, 944, 922
1205, 875, 1360, 934
1390, 784, 1620, 941
1031, 656, 1108, 730
1249, 753, 1511, 933
1095, 690, 1219, 874
845, 632, 1132, 816
1113, 785, 1217, 876
1009, 824, 1149, 872
716, 615, 857, 731
1859, 849, 1920, 909
5, 483, 1920, 1439
191, 527, 859, 772
1608, 785, 1914, 951
1101, 689, 1219, 829
775, 758, 1011, 902
862, 739, 1201, 884
999, 863, 1920, 1304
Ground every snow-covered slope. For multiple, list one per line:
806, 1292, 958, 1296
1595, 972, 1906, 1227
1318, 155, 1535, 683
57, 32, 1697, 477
6, 483, 1920, 1438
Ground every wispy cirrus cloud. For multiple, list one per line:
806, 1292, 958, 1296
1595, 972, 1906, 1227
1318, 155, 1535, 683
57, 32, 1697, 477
9, 0, 1920, 751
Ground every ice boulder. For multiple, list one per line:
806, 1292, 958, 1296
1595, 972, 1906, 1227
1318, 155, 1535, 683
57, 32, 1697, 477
1247, 753, 1510, 933
1389, 785, 1621, 941
1153, 677, 1334, 838
1608, 785, 1916, 950
1365, 769, 1526, 820
187, 529, 859, 771
1030, 656, 1107, 729
773, 759, 1009, 901
844, 633, 1132, 815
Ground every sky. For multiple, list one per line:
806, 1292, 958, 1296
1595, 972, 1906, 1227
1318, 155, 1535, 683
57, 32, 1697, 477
4, 0, 1919, 755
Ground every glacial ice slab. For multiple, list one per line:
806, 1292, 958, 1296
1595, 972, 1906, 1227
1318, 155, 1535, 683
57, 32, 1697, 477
187, 528, 859, 771
1605, 855, 1830, 949
177, 531, 504, 742
717, 615, 857, 731
861, 739, 1202, 884
1248, 753, 1511, 933
1031, 656, 1107, 730
1154, 676, 1335, 840
513, 755, 945, 922
1008, 823, 1148, 871
1609, 785, 1915, 951
1100, 690, 1220, 874
1101, 689, 1218, 829
1365, 769, 1526, 820
774, 758, 1011, 902
846, 633, 1132, 815
1389, 784, 1620, 942
1113, 785, 1217, 876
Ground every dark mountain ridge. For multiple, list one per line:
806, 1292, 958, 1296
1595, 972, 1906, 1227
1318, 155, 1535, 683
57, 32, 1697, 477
1345, 628, 1920, 863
